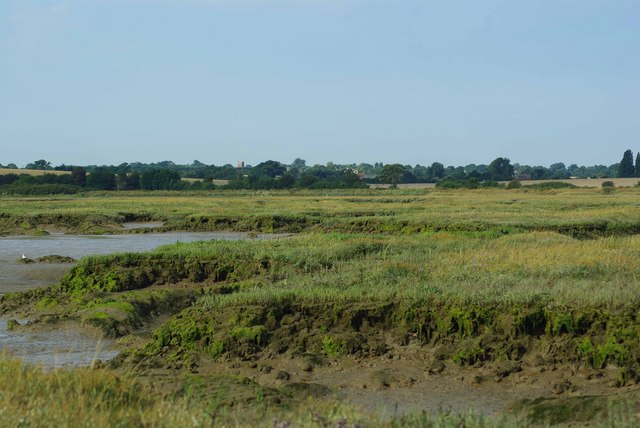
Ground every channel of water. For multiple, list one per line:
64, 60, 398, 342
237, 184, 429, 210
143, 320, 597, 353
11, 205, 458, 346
0, 230, 285, 368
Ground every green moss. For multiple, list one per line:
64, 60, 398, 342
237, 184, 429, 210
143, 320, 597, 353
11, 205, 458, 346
548, 312, 574, 335
35, 297, 59, 310
154, 326, 172, 348
87, 311, 110, 320
206, 340, 224, 358
321, 335, 344, 357
578, 337, 629, 369
6, 319, 19, 331
452, 338, 486, 365
230, 326, 267, 346
179, 319, 203, 344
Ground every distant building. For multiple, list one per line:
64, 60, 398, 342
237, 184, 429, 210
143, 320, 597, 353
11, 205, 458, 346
236, 160, 245, 169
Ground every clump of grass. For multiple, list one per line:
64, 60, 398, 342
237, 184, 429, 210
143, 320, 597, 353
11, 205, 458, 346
0, 355, 199, 427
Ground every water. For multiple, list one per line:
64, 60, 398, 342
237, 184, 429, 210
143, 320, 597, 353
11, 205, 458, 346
0, 231, 282, 295
0, 231, 285, 367
121, 221, 165, 230
0, 319, 118, 368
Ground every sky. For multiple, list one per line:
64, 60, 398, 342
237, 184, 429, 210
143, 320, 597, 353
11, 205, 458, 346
1, 0, 639, 168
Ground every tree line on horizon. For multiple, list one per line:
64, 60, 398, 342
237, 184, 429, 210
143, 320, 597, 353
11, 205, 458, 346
0, 150, 637, 194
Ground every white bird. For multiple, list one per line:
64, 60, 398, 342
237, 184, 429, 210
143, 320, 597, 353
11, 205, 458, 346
22, 254, 26, 259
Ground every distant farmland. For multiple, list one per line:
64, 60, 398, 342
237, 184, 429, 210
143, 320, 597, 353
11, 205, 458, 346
0, 169, 70, 176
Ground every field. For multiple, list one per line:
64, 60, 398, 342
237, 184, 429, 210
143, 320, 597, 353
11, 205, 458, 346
0, 168, 70, 176
2, 187, 640, 426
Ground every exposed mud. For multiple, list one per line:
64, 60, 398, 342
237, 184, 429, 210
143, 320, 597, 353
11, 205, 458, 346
123, 333, 638, 420
102, 299, 640, 422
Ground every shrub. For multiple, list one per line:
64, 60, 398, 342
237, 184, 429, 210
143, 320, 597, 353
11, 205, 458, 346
506, 179, 522, 189
602, 181, 615, 194
526, 181, 576, 190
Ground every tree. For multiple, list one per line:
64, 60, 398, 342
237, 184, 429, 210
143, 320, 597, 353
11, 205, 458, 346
127, 172, 141, 190
378, 164, 408, 187
278, 172, 296, 188
549, 163, 569, 179
487, 157, 514, 181
530, 166, 547, 180
70, 167, 86, 186
618, 149, 634, 178
86, 167, 116, 190
251, 160, 286, 178
291, 158, 306, 170
140, 168, 181, 190
430, 162, 445, 180
26, 159, 52, 170
635, 153, 640, 178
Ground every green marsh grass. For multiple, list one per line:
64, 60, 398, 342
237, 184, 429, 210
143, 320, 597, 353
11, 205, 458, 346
4, 188, 640, 426
2, 187, 640, 235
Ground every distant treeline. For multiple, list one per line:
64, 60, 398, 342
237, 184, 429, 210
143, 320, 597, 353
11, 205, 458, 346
0, 149, 638, 194
0, 161, 366, 194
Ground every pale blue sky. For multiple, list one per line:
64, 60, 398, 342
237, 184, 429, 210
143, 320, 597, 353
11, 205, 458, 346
1, 0, 638, 167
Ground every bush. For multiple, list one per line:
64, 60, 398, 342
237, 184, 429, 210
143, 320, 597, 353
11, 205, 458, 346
435, 178, 503, 189
602, 181, 615, 194
526, 181, 576, 190
506, 180, 522, 189
0, 183, 84, 195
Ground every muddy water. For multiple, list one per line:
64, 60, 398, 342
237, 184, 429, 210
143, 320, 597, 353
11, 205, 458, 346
0, 231, 284, 367
121, 221, 165, 230
0, 231, 283, 295
0, 319, 118, 368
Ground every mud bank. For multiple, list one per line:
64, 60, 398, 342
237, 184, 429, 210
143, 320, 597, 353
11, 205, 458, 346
108, 299, 640, 422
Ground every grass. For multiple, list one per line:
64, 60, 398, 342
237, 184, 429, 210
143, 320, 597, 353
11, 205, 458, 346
138, 231, 640, 307
2, 187, 640, 236
4, 188, 640, 426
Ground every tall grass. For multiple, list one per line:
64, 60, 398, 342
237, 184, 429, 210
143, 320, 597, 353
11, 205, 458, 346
2, 187, 640, 235
0, 355, 198, 427
161, 231, 640, 309
52, 228, 640, 308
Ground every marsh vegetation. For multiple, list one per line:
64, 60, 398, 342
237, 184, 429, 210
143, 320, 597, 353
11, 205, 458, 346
2, 187, 640, 426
